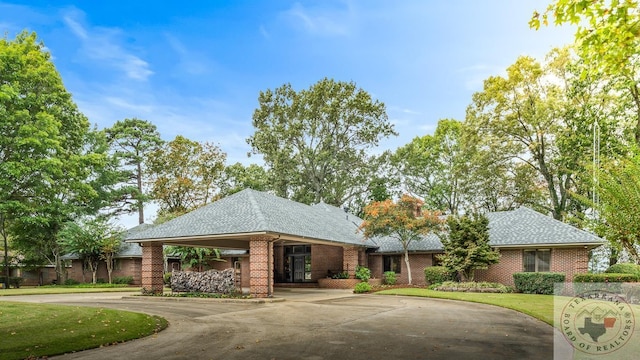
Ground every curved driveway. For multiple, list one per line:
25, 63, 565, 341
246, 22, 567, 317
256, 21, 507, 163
2, 289, 568, 359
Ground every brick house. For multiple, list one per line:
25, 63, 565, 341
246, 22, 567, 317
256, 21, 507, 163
126, 189, 604, 297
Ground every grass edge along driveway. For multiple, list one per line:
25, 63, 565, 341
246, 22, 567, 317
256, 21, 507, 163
376, 288, 555, 325
0, 302, 167, 360
0, 286, 140, 296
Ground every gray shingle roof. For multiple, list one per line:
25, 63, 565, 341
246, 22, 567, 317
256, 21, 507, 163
373, 206, 604, 254
127, 189, 376, 247
485, 207, 604, 247
127, 189, 603, 253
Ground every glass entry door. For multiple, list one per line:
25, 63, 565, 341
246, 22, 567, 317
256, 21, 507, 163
283, 245, 312, 282
293, 256, 306, 282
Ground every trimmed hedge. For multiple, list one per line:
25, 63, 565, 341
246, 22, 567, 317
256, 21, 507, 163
383, 271, 397, 285
604, 263, 640, 276
113, 276, 134, 285
573, 273, 639, 283
424, 266, 453, 285
513, 272, 565, 295
573, 273, 640, 293
353, 282, 372, 293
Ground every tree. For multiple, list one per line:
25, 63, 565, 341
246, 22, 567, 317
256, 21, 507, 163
165, 246, 223, 272
0, 31, 97, 284
438, 214, 500, 282
58, 219, 103, 284
100, 231, 123, 284
394, 119, 473, 215
532, 0, 640, 144
105, 118, 163, 224
593, 155, 640, 263
219, 163, 270, 197
359, 195, 443, 284
148, 135, 226, 215
465, 50, 613, 220
248, 78, 397, 206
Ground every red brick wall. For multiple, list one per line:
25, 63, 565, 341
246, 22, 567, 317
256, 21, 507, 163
249, 237, 273, 298
474, 249, 522, 285
342, 247, 359, 277
311, 245, 343, 281
473, 247, 590, 285
141, 243, 163, 293
367, 253, 432, 285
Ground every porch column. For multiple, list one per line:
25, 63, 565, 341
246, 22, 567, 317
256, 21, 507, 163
343, 246, 359, 278
141, 243, 164, 294
250, 236, 274, 298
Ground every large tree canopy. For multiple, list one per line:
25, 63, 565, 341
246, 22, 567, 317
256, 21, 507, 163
1, 31, 98, 284
247, 78, 397, 206
148, 135, 226, 216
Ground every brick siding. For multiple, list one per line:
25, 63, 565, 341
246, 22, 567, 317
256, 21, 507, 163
311, 245, 343, 281
342, 247, 359, 277
249, 236, 274, 298
141, 243, 163, 293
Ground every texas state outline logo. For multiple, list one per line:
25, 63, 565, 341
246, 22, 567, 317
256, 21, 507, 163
560, 289, 635, 356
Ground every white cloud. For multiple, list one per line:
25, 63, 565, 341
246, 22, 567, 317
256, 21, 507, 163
62, 9, 153, 81
283, 1, 355, 36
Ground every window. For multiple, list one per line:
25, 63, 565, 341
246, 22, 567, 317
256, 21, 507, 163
523, 249, 550, 272
383, 255, 401, 273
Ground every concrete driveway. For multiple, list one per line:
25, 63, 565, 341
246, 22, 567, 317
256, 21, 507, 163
2, 288, 567, 359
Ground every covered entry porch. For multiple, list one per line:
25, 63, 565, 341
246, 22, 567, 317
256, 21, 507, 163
135, 234, 365, 297
126, 189, 376, 297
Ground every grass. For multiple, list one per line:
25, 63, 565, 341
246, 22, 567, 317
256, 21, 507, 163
376, 288, 556, 325
0, 302, 167, 360
0, 286, 140, 296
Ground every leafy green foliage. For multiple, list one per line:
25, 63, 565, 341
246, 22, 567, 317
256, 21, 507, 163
360, 195, 443, 284
248, 78, 396, 206
573, 273, 639, 283
355, 265, 371, 282
383, 271, 397, 285
353, 281, 372, 293
219, 162, 270, 196
0, 276, 23, 288
113, 276, 134, 285
438, 214, 499, 282
435, 281, 513, 293
424, 266, 454, 285
513, 272, 565, 295
532, 0, 640, 143
394, 119, 473, 215
63, 278, 80, 285
165, 246, 223, 272
605, 263, 640, 276
148, 135, 226, 216
331, 271, 350, 279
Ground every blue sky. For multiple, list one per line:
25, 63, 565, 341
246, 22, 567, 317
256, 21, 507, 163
1, 1, 575, 224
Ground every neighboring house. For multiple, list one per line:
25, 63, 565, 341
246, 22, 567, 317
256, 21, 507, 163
126, 189, 604, 298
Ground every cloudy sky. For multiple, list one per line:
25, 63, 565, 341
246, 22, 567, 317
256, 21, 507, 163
2, 1, 575, 224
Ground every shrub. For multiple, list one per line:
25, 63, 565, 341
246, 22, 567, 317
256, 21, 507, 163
354, 282, 372, 293
332, 271, 350, 279
164, 272, 172, 285
513, 272, 565, 295
96, 278, 106, 284
0, 276, 23, 288
113, 276, 134, 285
604, 263, 640, 276
435, 281, 513, 293
63, 278, 80, 286
383, 271, 397, 285
355, 266, 371, 282
574, 273, 639, 293
424, 266, 453, 285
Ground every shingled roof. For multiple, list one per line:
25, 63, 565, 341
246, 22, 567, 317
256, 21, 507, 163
126, 189, 603, 252
126, 189, 376, 247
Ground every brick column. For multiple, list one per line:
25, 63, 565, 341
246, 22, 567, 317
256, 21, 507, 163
343, 247, 359, 278
141, 243, 164, 294
250, 236, 274, 298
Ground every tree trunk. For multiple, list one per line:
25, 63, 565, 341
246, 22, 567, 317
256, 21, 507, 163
2, 213, 9, 289
404, 249, 412, 285
137, 162, 144, 224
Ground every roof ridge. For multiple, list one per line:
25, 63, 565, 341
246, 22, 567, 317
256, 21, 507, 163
246, 190, 267, 229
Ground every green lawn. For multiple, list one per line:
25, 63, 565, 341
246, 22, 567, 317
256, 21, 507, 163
0, 302, 167, 360
376, 288, 556, 325
0, 286, 140, 296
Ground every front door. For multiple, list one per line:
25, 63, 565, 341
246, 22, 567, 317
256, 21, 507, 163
293, 256, 305, 282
